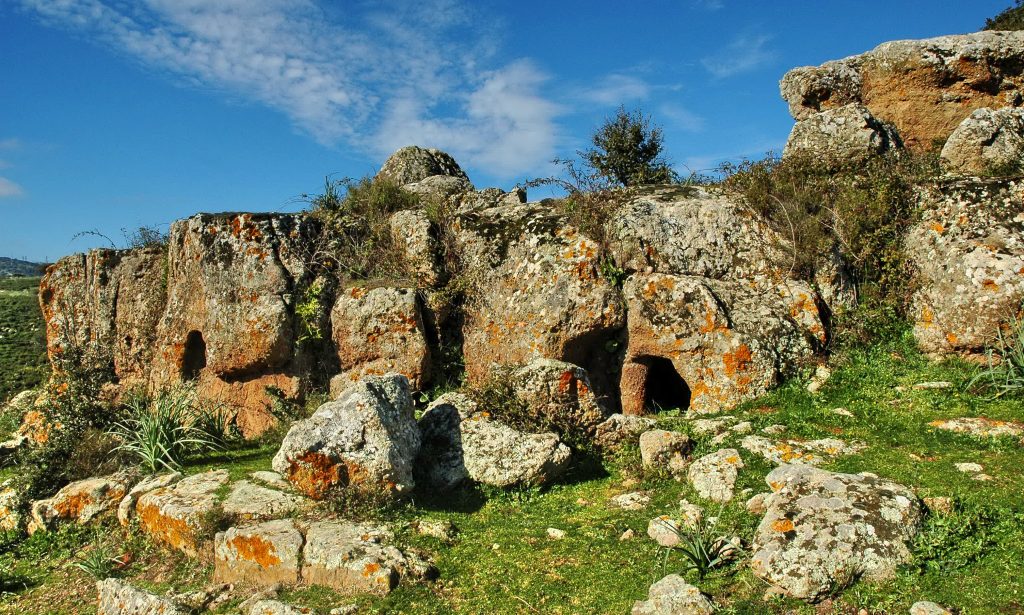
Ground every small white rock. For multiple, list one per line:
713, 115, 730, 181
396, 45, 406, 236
546, 527, 566, 540
954, 462, 984, 473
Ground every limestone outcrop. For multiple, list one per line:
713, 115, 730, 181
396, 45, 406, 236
780, 31, 1024, 151
941, 106, 1024, 175
907, 179, 1024, 355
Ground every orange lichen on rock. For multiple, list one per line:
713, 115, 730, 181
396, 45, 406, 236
771, 518, 795, 533
723, 345, 753, 376
226, 534, 281, 568
287, 451, 343, 500
137, 502, 196, 554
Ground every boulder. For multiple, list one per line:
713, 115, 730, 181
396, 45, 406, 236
646, 516, 682, 548
631, 574, 715, 615
136, 469, 229, 557
910, 602, 953, 615
328, 286, 431, 397
509, 359, 610, 438
416, 392, 572, 489
610, 492, 651, 511
272, 374, 421, 499
750, 464, 923, 602
740, 435, 864, 466
783, 104, 901, 168
301, 520, 432, 596
687, 449, 744, 503
29, 473, 134, 534
638, 430, 690, 475
117, 472, 181, 526
593, 413, 657, 450
941, 107, 1024, 175
388, 210, 444, 288
96, 579, 187, 615
456, 202, 626, 393
929, 416, 1024, 440
221, 481, 307, 521
213, 519, 304, 586
907, 179, 1024, 356
375, 146, 471, 187
780, 31, 1024, 150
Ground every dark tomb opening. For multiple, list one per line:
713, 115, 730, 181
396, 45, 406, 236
182, 330, 207, 381
640, 355, 691, 412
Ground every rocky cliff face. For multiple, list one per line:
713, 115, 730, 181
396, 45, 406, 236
781, 31, 1024, 152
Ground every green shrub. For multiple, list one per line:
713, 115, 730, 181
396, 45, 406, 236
305, 175, 420, 283
719, 150, 941, 344
585, 106, 676, 187
661, 513, 735, 581
985, 0, 1024, 30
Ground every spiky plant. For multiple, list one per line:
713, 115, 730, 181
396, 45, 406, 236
971, 310, 1024, 397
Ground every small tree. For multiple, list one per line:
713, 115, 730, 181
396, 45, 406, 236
585, 106, 675, 187
985, 0, 1024, 30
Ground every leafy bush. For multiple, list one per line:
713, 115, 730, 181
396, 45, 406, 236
720, 150, 941, 344
585, 106, 676, 187
970, 308, 1024, 396
985, 0, 1024, 30
304, 175, 420, 283
108, 386, 222, 473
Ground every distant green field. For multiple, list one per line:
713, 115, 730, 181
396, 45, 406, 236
0, 276, 48, 403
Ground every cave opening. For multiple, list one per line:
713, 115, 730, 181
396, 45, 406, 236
182, 330, 207, 381
639, 355, 691, 413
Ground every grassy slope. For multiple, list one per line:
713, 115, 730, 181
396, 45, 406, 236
1, 332, 1022, 614
0, 277, 47, 405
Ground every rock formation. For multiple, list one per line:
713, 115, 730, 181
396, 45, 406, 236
781, 31, 1024, 151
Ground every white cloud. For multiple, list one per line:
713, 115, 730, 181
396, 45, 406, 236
0, 178, 25, 198
701, 33, 777, 78
579, 74, 651, 106
658, 103, 704, 133
0, 139, 21, 150
691, 0, 724, 10
19, 0, 561, 179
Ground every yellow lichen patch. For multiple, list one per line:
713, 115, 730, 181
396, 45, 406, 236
920, 306, 935, 326
53, 492, 93, 520
227, 534, 281, 568
138, 502, 195, 553
771, 518, 795, 533
982, 279, 999, 291
930, 221, 945, 234
725, 455, 740, 465
945, 332, 959, 345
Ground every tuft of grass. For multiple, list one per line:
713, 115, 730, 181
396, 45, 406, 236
72, 531, 121, 580
109, 386, 222, 473
662, 512, 735, 581
970, 308, 1024, 397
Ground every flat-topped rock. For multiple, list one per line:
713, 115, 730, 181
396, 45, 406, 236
136, 469, 229, 557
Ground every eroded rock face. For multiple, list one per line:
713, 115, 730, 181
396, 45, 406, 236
783, 104, 901, 168
150, 213, 317, 437
608, 188, 826, 416
376, 145, 471, 187
136, 469, 229, 557
780, 31, 1024, 150
907, 179, 1024, 356
456, 203, 626, 390
39, 247, 166, 389
272, 374, 421, 499
214, 519, 304, 586
328, 286, 430, 397
620, 273, 822, 415
750, 464, 923, 602
942, 107, 1024, 175
117, 472, 182, 526
416, 392, 572, 489
631, 574, 714, 615
29, 473, 134, 534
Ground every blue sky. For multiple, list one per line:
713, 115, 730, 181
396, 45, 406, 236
0, 0, 1011, 262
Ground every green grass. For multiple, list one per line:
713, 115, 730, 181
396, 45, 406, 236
1, 330, 1022, 613
0, 277, 47, 405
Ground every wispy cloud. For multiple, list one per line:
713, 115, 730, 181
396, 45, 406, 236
691, 0, 724, 10
701, 33, 777, 78
0, 178, 25, 198
658, 103, 704, 133
19, 0, 562, 178
579, 74, 651, 106
0, 139, 21, 150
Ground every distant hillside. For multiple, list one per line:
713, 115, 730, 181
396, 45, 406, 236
0, 256, 46, 277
